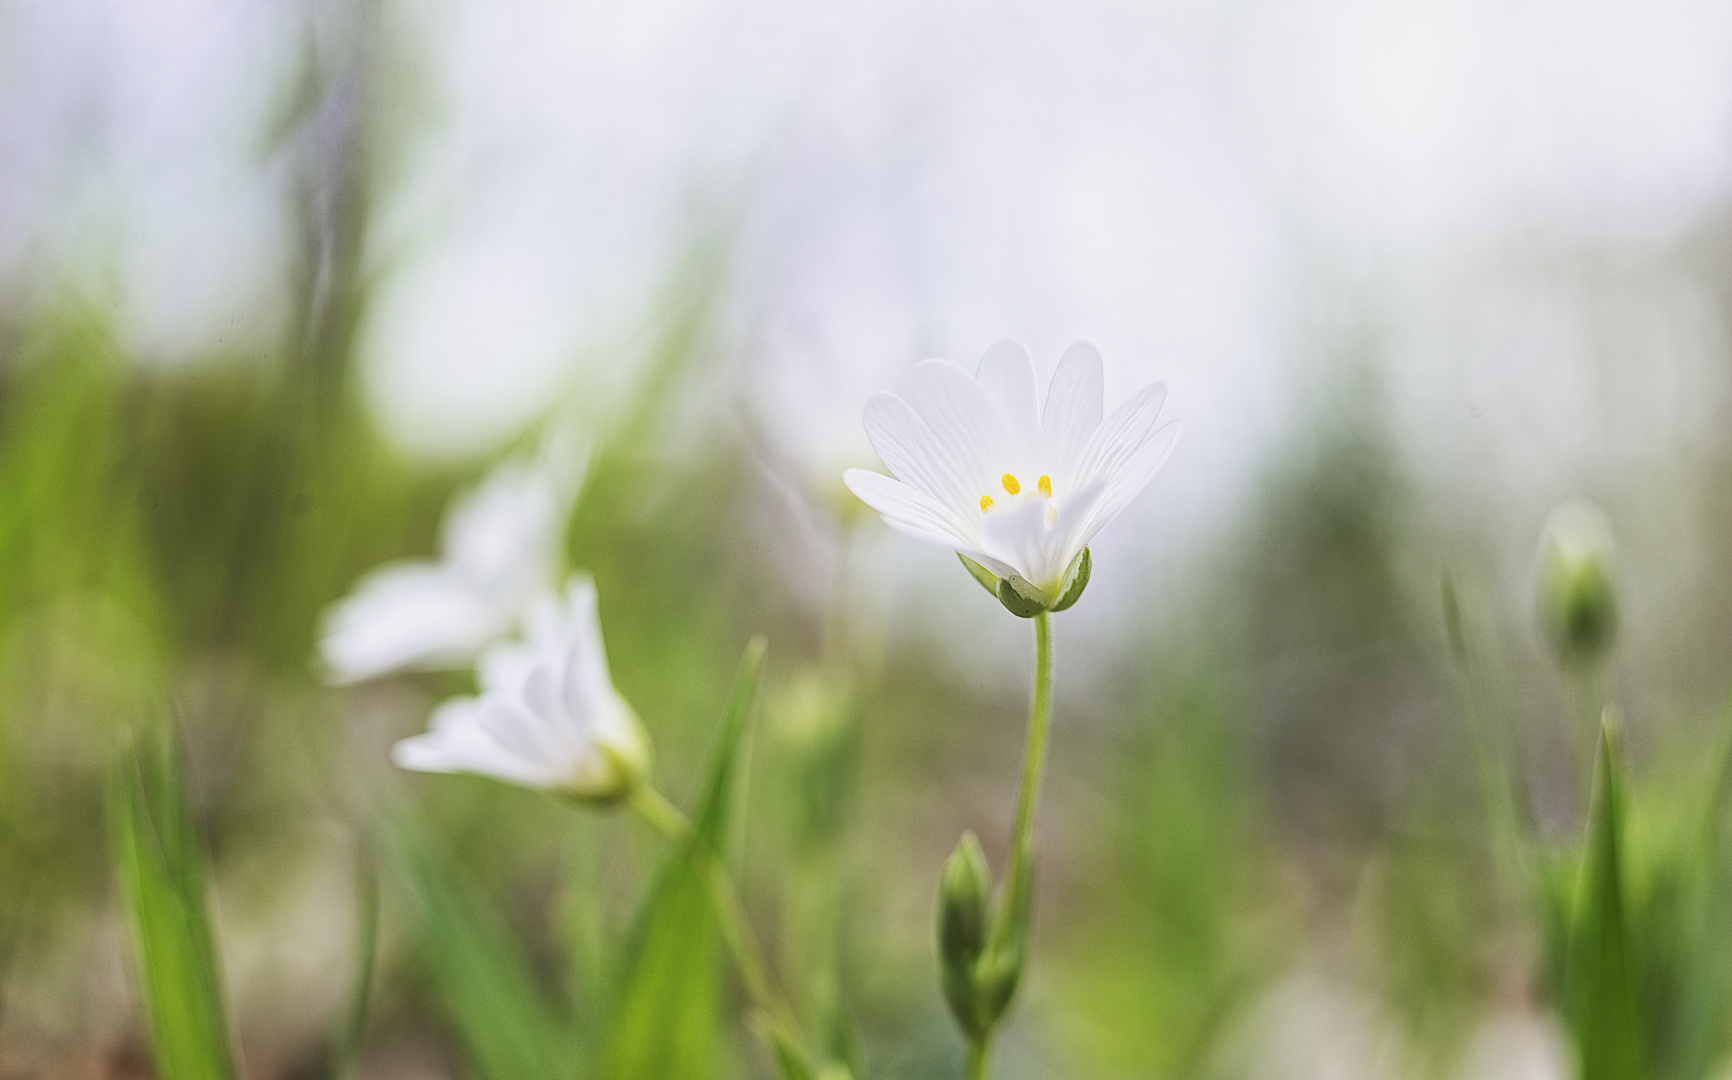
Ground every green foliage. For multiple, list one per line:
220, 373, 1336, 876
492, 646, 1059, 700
109, 729, 238, 1080
384, 812, 578, 1080
1052, 667, 1280, 1078
1529, 712, 1732, 1080
1556, 720, 1643, 1080
598, 636, 765, 1080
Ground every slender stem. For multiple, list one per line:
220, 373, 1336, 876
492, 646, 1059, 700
967, 611, 1054, 1080
329, 840, 378, 1080
627, 783, 803, 1052
998, 610, 1054, 938
966, 1040, 990, 1080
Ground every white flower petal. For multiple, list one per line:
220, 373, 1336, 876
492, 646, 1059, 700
1075, 381, 1168, 489
862, 392, 978, 510
974, 339, 1040, 440
904, 359, 1014, 493
844, 468, 975, 546
391, 572, 650, 800
1042, 341, 1105, 474
978, 499, 1064, 595
1080, 421, 1182, 545
475, 695, 575, 776
559, 575, 617, 726
320, 564, 508, 684
393, 698, 557, 787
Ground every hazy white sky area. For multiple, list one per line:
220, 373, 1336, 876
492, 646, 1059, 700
4, 0, 1732, 642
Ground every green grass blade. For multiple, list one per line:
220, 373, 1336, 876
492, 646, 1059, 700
599, 636, 767, 1080
109, 730, 238, 1080
383, 813, 577, 1080
1564, 718, 1644, 1080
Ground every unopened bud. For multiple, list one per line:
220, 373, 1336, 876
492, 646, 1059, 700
937, 832, 994, 1040
1536, 499, 1618, 670
939, 832, 990, 968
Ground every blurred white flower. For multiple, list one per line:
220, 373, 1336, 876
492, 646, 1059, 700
320, 437, 586, 684
844, 340, 1179, 603
392, 574, 650, 801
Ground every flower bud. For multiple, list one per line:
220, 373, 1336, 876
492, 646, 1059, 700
1536, 499, 1618, 671
937, 831, 994, 1040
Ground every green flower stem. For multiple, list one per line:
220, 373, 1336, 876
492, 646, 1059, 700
627, 782, 807, 1057
966, 1040, 990, 1080
973, 609, 1054, 1075
1001, 610, 1054, 930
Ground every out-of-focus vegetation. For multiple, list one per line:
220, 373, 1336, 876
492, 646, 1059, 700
10, 4, 1732, 1080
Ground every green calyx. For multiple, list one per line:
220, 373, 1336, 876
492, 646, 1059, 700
958, 548, 1092, 619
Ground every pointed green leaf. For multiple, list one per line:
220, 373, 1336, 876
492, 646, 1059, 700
383, 814, 575, 1080
1563, 718, 1644, 1080
600, 637, 767, 1080
109, 730, 238, 1080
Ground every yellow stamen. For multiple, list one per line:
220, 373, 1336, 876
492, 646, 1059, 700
1037, 474, 1052, 497
980, 494, 994, 512
1001, 474, 1021, 495
1046, 503, 1059, 527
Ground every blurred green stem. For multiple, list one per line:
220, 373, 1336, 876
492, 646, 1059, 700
1566, 664, 1611, 812
627, 783, 809, 1059
966, 1041, 989, 1080
328, 841, 378, 1080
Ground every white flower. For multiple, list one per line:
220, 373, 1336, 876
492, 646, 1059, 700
319, 440, 585, 684
391, 574, 651, 800
843, 340, 1179, 607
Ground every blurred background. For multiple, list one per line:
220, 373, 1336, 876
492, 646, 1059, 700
6, 0, 1732, 1076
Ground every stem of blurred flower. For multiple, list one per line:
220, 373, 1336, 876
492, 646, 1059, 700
329, 841, 378, 1080
627, 783, 810, 1060
966, 1041, 989, 1080
1565, 664, 1611, 816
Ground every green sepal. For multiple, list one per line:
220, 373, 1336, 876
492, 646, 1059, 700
958, 554, 999, 596
996, 576, 1050, 619
1049, 548, 1092, 612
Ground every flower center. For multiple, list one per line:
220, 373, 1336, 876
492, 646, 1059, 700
979, 473, 1057, 525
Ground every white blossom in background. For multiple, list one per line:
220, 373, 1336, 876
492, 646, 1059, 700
844, 340, 1179, 606
319, 435, 587, 684
392, 574, 650, 801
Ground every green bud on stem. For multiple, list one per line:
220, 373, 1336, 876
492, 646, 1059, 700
936, 831, 1027, 1046
1536, 499, 1618, 671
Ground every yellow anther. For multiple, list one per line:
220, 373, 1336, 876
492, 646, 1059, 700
1001, 474, 1021, 495
1037, 474, 1052, 497
980, 495, 994, 512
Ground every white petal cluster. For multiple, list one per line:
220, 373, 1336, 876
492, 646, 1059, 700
320, 440, 584, 684
392, 574, 650, 800
844, 340, 1179, 604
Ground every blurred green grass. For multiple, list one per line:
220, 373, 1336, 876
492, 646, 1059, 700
6, 235, 1732, 1080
